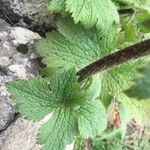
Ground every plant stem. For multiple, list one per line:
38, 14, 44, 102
77, 39, 150, 81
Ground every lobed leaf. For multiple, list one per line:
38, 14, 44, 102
78, 100, 107, 138
6, 69, 107, 150
48, 0, 119, 30
36, 17, 118, 71
37, 107, 78, 150
65, 0, 119, 29
6, 77, 57, 121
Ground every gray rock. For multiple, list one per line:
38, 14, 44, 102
10, 27, 41, 44
0, 1, 21, 24
0, 0, 54, 36
0, 83, 14, 131
0, 96, 15, 131
0, 15, 54, 149
0, 19, 41, 79
0, 18, 41, 133
0, 117, 42, 150
0, 115, 74, 150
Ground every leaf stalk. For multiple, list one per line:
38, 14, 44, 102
77, 39, 150, 81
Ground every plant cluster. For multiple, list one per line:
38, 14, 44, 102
6, 0, 150, 150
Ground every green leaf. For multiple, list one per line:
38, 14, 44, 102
136, 10, 150, 33
78, 100, 107, 138
124, 22, 140, 42
100, 61, 142, 107
73, 136, 85, 150
36, 17, 118, 71
77, 75, 107, 138
6, 69, 107, 150
65, 0, 119, 29
117, 0, 150, 12
125, 64, 150, 99
92, 135, 123, 150
100, 59, 150, 126
48, 0, 65, 12
100, 102, 130, 140
118, 102, 130, 139
49, 68, 84, 107
37, 107, 78, 150
6, 77, 57, 121
82, 74, 103, 101
48, 0, 119, 30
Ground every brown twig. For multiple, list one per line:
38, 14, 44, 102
77, 39, 150, 81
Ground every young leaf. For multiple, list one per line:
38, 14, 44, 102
6, 69, 107, 150
36, 17, 118, 71
125, 64, 150, 99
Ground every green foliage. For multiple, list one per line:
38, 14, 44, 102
48, 0, 119, 29
137, 10, 150, 33
36, 17, 118, 71
116, 0, 150, 12
6, 69, 107, 150
125, 64, 150, 99
73, 136, 85, 150
5, 0, 150, 149
97, 102, 130, 141
116, 0, 150, 45
93, 136, 123, 150
92, 102, 150, 150
37, 107, 78, 150
6, 77, 56, 121
100, 60, 150, 125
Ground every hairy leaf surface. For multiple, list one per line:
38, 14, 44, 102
37, 107, 78, 150
48, 0, 119, 30
78, 100, 107, 138
36, 17, 118, 71
6, 69, 107, 150
6, 77, 57, 121
48, 0, 65, 12
65, 0, 119, 29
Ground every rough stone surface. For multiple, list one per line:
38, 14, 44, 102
0, 113, 74, 150
0, 19, 41, 80
0, 96, 15, 131
11, 27, 41, 44
0, 15, 42, 134
0, 0, 54, 36
0, 0, 58, 147
0, 16, 75, 150
0, 117, 42, 150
